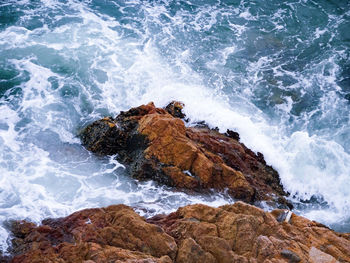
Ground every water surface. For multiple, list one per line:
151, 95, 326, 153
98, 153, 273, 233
0, 0, 350, 250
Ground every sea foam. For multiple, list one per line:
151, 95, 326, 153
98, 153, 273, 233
0, 0, 350, 252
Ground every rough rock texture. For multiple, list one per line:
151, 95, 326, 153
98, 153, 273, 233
7, 205, 176, 263
149, 202, 350, 263
80, 102, 291, 208
5, 202, 350, 262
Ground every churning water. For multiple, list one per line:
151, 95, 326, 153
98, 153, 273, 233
0, 0, 349, 251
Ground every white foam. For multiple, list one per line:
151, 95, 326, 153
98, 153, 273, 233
314, 27, 327, 39
0, 106, 20, 152
1, 0, 350, 253
0, 12, 239, 250
228, 22, 246, 36
239, 10, 256, 21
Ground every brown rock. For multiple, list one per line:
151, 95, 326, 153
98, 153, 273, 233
149, 202, 350, 263
309, 246, 338, 263
176, 238, 215, 263
8, 205, 177, 263
81, 102, 291, 208
164, 101, 186, 120
3, 202, 350, 263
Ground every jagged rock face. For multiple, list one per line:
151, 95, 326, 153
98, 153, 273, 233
148, 202, 350, 263
6, 202, 350, 262
8, 205, 176, 263
81, 102, 291, 208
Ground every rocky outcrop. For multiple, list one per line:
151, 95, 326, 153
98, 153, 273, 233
7, 205, 176, 263
149, 202, 350, 263
81, 102, 291, 208
5, 202, 350, 262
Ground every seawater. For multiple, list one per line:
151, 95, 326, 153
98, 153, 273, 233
0, 0, 349, 251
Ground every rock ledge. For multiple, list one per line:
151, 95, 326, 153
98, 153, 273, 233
3, 202, 350, 262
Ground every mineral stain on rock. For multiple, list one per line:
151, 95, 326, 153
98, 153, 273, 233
81, 102, 292, 208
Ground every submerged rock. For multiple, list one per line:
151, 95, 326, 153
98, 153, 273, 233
81, 102, 291, 208
5, 202, 350, 262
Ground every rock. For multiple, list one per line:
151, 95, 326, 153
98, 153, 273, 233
176, 238, 215, 263
281, 249, 301, 262
80, 102, 291, 208
164, 101, 187, 120
149, 202, 350, 263
225, 129, 240, 141
5, 202, 349, 262
276, 210, 293, 223
309, 247, 338, 263
8, 205, 177, 263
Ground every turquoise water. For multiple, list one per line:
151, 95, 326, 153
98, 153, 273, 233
0, 0, 349, 250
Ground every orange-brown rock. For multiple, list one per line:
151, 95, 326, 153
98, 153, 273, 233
7, 205, 176, 263
81, 102, 291, 208
148, 202, 350, 263
4, 202, 350, 262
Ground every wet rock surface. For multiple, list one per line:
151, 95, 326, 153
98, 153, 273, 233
81, 102, 291, 208
3, 202, 350, 262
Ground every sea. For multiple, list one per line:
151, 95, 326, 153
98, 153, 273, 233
0, 0, 349, 251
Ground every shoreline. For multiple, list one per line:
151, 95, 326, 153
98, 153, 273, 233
1, 102, 349, 262
2, 202, 349, 262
